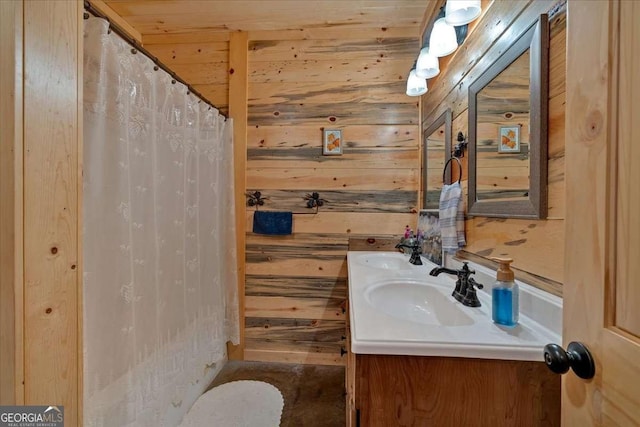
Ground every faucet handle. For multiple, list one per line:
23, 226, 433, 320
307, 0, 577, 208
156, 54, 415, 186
460, 277, 484, 307
467, 277, 484, 290
458, 262, 476, 278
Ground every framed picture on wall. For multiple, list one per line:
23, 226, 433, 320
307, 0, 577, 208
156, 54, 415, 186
498, 125, 520, 153
417, 209, 442, 266
322, 129, 342, 155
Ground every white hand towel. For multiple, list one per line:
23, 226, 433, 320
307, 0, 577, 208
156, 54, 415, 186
439, 182, 466, 253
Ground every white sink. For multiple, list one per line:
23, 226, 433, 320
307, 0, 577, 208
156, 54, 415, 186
364, 279, 474, 326
347, 251, 563, 361
353, 252, 415, 270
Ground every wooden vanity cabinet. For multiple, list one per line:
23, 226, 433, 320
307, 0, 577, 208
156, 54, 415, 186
346, 351, 560, 426
345, 241, 560, 426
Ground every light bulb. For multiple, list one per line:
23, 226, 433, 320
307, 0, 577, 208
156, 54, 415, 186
406, 69, 427, 97
415, 48, 440, 79
445, 0, 482, 26
429, 18, 458, 57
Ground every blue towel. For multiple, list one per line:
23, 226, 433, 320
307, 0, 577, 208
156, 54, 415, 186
439, 182, 466, 253
253, 211, 293, 235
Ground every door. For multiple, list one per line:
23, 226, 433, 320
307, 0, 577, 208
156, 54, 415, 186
563, 0, 640, 424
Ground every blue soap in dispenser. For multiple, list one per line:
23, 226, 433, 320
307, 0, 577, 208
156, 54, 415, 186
491, 257, 519, 327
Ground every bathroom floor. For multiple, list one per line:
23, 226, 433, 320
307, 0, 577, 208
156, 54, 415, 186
206, 361, 346, 427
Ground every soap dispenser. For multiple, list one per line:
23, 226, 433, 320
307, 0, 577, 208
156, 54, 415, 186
491, 257, 519, 327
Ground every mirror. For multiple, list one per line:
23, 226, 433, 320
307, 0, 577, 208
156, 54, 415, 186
468, 14, 549, 219
422, 109, 452, 209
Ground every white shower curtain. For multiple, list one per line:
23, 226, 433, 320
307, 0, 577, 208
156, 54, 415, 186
82, 17, 239, 427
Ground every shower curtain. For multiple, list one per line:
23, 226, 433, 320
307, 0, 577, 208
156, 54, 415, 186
82, 17, 239, 426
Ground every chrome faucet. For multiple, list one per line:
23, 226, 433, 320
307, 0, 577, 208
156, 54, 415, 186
395, 240, 423, 265
429, 262, 484, 307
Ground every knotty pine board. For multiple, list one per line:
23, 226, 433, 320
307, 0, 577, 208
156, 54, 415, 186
244, 341, 344, 366
247, 148, 418, 170
244, 317, 346, 366
248, 102, 418, 126
463, 216, 564, 284
244, 338, 343, 356
249, 81, 410, 105
23, 1, 82, 421
548, 28, 566, 99
546, 155, 564, 219
143, 31, 230, 45
248, 124, 419, 148
242, 190, 416, 213
244, 317, 346, 342
248, 27, 419, 42
245, 296, 346, 321
548, 92, 565, 159
146, 41, 228, 65
229, 31, 249, 359
246, 275, 347, 300
246, 213, 417, 235
248, 37, 418, 62
0, 0, 22, 404
191, 83, 228, 112
141, 38, 230, 113
247, 168, 419, 191
249, 58, 411, 83
169, 62, 228, 85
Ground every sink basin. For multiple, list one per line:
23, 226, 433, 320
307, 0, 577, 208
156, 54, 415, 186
353, 252, 415, 270
364, 279, 474, 326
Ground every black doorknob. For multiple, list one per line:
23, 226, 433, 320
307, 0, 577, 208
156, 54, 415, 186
543, 342, 595, 379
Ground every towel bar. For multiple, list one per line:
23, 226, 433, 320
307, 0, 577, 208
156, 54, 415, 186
245, 190, 326, 214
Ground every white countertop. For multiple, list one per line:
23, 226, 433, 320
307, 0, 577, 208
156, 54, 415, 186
347, 251, 562, 362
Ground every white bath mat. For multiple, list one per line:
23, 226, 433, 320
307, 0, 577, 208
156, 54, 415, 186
179, 380, 284, 427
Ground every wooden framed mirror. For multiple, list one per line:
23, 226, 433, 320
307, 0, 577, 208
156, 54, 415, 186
422, 109, 452, 209
468, 14, 549, 219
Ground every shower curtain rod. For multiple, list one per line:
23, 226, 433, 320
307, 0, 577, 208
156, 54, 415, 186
83, 0, 228, 119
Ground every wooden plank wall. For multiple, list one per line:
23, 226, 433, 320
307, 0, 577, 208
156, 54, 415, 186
0, 0, 23, 405
143, 31, 230, 115
243, 29, 420, 365
421, 0, 566, 288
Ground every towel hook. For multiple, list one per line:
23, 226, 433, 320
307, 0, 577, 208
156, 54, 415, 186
246, 191, 266, 209
442, 157, 462, 185
298, 192, 325, 215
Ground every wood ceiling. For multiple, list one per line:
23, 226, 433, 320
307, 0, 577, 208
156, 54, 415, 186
102, 0, 432, 36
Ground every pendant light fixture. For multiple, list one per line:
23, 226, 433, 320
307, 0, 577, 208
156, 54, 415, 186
445, 0, 482, 26
415, 47, 440, 79
406, 69, 427, 96
404, 2, 482, 97
428, 18, 458, 57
